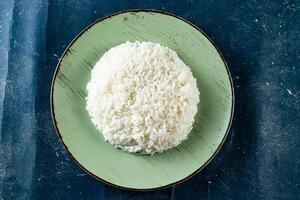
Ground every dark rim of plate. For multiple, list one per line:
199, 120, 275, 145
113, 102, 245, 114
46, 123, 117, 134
50, 9, 235, 191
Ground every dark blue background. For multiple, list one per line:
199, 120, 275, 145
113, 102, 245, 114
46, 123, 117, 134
0, 0, 299, 199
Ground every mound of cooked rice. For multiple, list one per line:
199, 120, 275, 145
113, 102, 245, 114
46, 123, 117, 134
86, 41, 200, 154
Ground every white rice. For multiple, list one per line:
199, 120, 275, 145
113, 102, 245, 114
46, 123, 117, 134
86, 41, 200, 154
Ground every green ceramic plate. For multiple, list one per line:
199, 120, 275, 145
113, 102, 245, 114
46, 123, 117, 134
51, 10, 234, 190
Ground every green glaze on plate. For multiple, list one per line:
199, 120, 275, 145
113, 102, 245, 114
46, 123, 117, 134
51, 10, 234, 190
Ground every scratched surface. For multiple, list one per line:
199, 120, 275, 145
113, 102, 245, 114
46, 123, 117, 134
0, 0, 299, 199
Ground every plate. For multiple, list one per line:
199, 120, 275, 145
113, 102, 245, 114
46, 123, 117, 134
51, 10, 234, 190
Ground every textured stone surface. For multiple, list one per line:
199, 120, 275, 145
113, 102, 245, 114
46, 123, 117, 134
0, 0, 299, 199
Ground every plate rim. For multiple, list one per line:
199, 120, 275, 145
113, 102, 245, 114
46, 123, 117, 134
50, 9, 235, 191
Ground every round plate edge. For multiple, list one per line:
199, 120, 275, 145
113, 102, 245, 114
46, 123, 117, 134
50, 9, 235, 191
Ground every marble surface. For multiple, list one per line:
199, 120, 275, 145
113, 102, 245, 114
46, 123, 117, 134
0, 0, 299, 199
